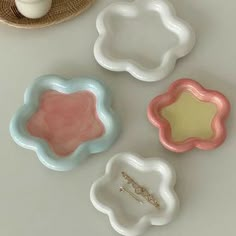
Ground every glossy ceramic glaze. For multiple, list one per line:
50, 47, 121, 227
161, 91, 217, 142
148, 78, 231, 152
27, 91, 105, 156
94, 0, 195, 82
90, 152, 179, 236
15, 0, 52, 19
10, 75, 120, 171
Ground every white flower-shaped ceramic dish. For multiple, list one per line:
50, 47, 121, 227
94, 0, 195, 82
90, 153, 179, 236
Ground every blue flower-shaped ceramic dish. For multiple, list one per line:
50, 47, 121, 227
10, 75, 120, 171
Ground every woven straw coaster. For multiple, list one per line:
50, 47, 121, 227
0, 0, 94, 29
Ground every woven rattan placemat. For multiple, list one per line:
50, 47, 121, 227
0, 0, 94, 29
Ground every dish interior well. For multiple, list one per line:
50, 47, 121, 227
27, 90, 105, 156
103, 9, 178, 69
161, 92, 217, 142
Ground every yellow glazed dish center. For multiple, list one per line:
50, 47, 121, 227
161, 92, 217, 142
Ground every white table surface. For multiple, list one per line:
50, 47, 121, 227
0, 0, 235, 235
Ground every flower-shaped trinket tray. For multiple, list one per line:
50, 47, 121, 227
10, 75, 119, 171
90, 152, 179, 236
94, 0, 195, 82
148, 78, 231, 152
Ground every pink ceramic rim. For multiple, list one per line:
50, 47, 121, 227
147, 78, 231, 153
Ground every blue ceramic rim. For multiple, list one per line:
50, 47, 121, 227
9, 75, 120, 171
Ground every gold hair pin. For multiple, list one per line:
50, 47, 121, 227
121, 171, 160, 208
119, 186, 144, 205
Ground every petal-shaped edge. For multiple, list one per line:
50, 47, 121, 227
10, 75, 120, 171
94, 0, 195, 82
90, 152, 179, 236
148, 78, 231, 152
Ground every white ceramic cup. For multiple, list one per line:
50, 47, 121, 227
15, 0, 52, 19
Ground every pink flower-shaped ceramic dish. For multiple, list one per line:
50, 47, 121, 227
10, 75, 120, 171
148, 78, 230, 152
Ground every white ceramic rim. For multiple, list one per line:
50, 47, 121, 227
94, 0, 196, 82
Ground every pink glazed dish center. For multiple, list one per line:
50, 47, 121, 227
27, 90, 105, 156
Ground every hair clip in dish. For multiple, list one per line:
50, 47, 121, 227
90, 152, 179, 236
121, 171, 160, 209
119, 186, 144, 205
